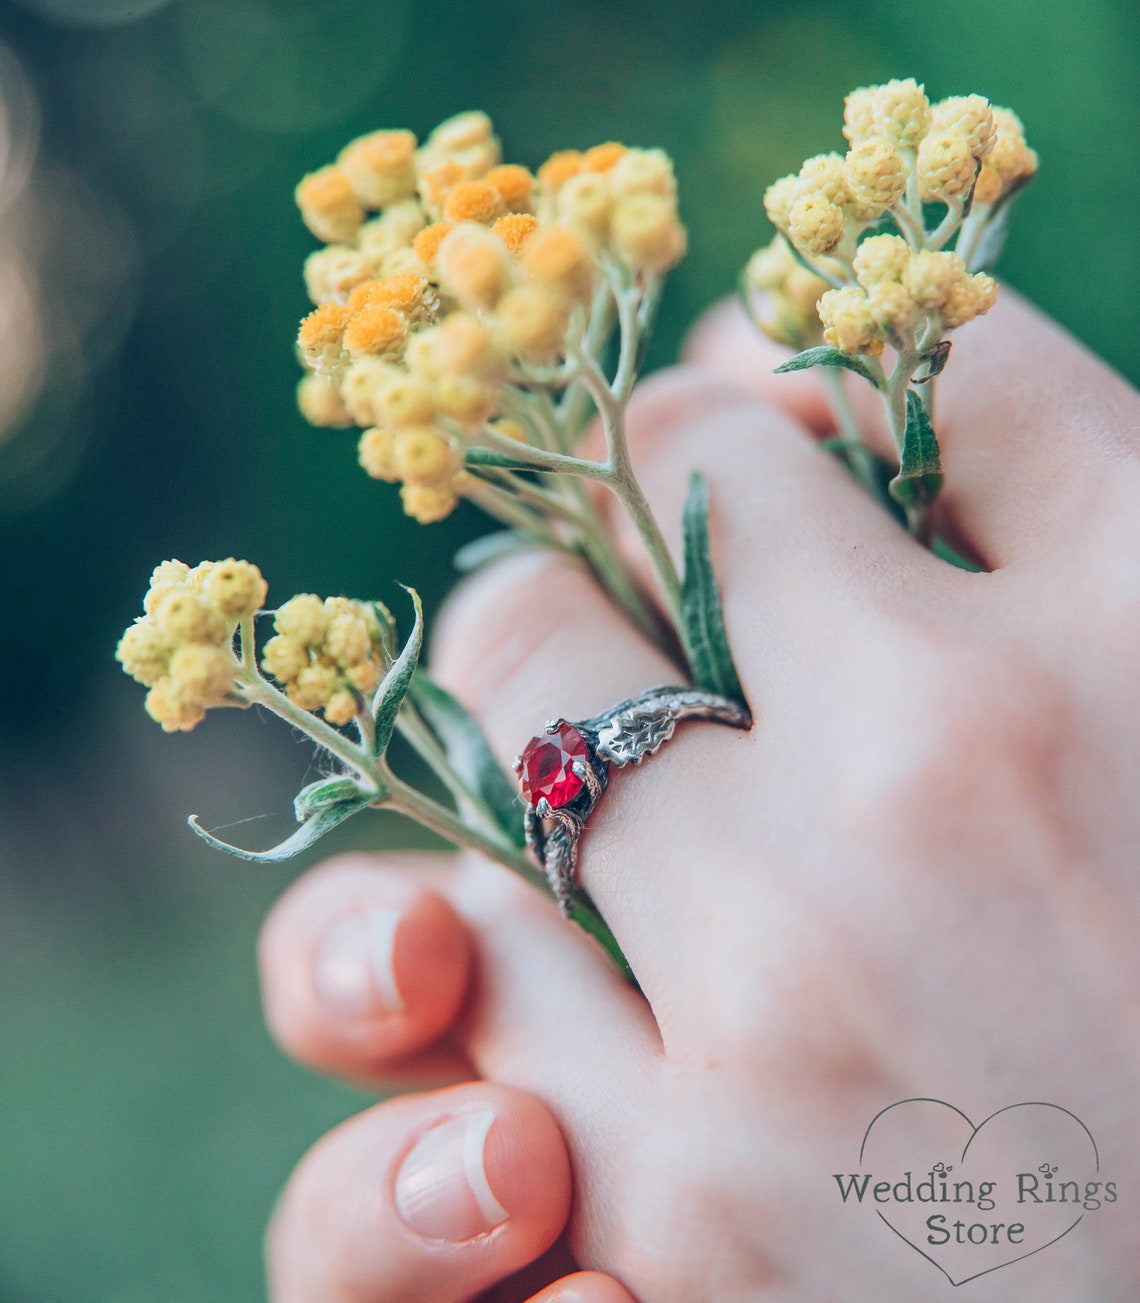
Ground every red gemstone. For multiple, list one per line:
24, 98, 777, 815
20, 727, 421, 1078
518, 721, 589, 808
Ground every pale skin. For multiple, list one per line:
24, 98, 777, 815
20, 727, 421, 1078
259, 291, 1140, 1301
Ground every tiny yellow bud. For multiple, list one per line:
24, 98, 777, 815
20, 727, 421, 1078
340, 358, 401, 427
852, 234, 911, 287
347, 271, 427, 316
116, 620, 170, 686
917, 129, 978, 201
930, 95, 995, 160
435, 223, 514, 309
345, 660, 380, 694
844, 139, 908, 220
941, 271, 998, 328
289, 663, 339, 712
491, 418, 528, 442
324, 613, 372, 667
204, 559, 268, 621
608, 148, 677, 199
763, 175, 801, 233
432, 373, 498, 426
417, 159, 466, 215
400, 482, 458, 524
323, 689, 359, 727
422, 109, 496, 157
787, 193, 845, 258
296, 166, 365, 244
609, 193, 687, 273
303, 246, 372, 305
442, 180, 505, 225
274, 594, 330, 647
520, 224, 593, 300
297, 373, 351, 428
338, 129, 418, 208
495, 285, 571, 362
358, 426, 400, 481
145, 678, 206, 733
261, 634, 309, 682
408, 313, 502, 382
843, 87, 878, 144
866, 281, 915, 334
797, 154, 851, 207
343, 305, 407, 359
298, 303, 352, 373
870, 78, 932, 149
818, 286, 881, 355
411, 221, 455, 269
988, 107, 1037, 191
903, 250, 968, 311
582, 141, 628, 172
394, 426, 458, 484
484, 164, 534, 212
168, 643, 236, 703
557, 172, 614, 239
151, 590, 227, 645
536, 150, 584, 194
143, 560, 190, 615
376, 373, 437, 427
492, 212, 539, 254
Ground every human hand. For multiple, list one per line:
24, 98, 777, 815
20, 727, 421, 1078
260, 290, 1140, 1300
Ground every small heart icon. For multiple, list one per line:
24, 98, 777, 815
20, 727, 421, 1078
852, 1099, 1101, 1285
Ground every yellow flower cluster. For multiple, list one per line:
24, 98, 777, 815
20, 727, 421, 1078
744, 236, 830, 348
117, 559, 267, 732
766, 80, 1036, 260
260, 595, 389, 727
294, 112, 687, 523
817, 234, 998, 355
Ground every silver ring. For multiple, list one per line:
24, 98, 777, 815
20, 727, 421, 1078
513, 686, 752, 913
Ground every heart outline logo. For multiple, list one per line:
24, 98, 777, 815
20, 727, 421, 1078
858, 1098, 1100, 1287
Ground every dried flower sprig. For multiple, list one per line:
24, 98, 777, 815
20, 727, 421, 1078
745, 79, 1036, 544
118, 113, 750, 977
291, 112, 725, 681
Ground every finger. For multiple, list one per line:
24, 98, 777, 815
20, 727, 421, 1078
259, 854, 474, 1090
267, 1083, 571, 1303
429, 549, 693, 1003
684, 291, 1140, 568
523, 1272, 638, 1303
429, 378, 930, 1001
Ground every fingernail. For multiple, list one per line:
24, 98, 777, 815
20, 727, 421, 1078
313, 909, 403, 1016
395, 1110, 510, 1241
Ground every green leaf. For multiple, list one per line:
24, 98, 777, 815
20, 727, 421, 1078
409, 670, 525, 846
188, 795, 377, 862
372, 586, 423, 756
681, 471, 748, 709
889, 389, 944, 509
465, 446, 542, 473
932, 536, 984, 573
454, 529, 549, 574
293, 775, 372, 821
775, 346, 881, 388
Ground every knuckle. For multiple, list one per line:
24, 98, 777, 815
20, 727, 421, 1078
429, 551, 591, 711
839, 618, 1076, 869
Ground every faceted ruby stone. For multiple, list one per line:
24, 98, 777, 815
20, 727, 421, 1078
519, 721, 589, 808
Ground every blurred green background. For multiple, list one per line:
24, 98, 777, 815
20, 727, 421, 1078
0, 0, 1135, 1297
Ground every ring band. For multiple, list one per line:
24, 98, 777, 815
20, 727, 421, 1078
513, 686, 752, 913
